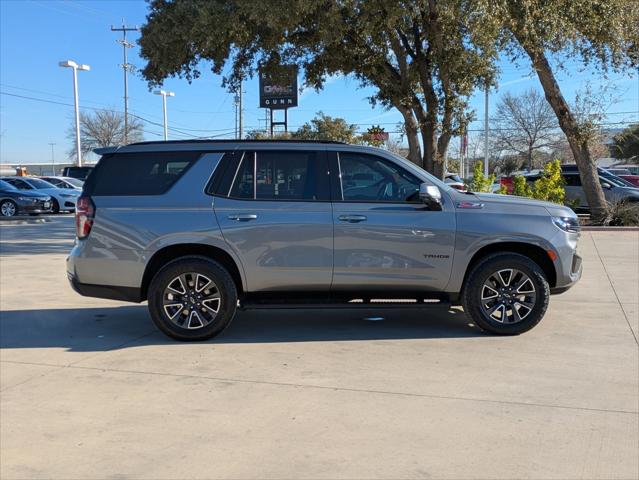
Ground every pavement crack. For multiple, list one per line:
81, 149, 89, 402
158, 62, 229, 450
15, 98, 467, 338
2, 359, 637, 416
590, 232, 639, 346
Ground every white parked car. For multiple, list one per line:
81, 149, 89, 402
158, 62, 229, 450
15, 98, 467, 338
1, 176, 80, 213
40, 176, 84, 190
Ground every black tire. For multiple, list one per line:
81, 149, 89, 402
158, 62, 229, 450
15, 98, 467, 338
0, 200, 18, 217
462, 253, 550, 335
51, 198, 60, 214
148, 256, 238, 341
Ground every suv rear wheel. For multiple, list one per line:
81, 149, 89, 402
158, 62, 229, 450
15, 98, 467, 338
148, 256, 238, 341
462, 253, 550, 335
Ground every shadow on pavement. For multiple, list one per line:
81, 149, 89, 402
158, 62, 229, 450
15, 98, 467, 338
0, 215, 75, 256
0, 305, 481, 351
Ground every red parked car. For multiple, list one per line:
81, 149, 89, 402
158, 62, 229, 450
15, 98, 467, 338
605, 168, 639, 187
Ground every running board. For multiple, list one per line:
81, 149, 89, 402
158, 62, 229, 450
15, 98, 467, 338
238, 297, 451, 310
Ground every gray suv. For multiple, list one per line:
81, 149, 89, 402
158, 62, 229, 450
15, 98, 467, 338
67, 140, 582, 341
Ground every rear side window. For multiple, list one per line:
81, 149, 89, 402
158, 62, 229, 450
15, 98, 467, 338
227, 151, 329, 201
563, 174, 582, 187
85, 152, 201, 196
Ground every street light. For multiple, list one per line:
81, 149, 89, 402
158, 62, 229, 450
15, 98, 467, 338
154, 90, 175, 141
59, 60, 90, 166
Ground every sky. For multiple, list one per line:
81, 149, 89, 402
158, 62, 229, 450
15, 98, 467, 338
1, 0, 638, 165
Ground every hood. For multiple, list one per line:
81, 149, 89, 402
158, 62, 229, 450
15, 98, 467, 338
470, 192, 575, 217
39, 188, 80, 195
1, 189, 49, 199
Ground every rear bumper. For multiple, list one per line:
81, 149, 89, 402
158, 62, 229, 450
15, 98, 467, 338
68, 273, 142, 303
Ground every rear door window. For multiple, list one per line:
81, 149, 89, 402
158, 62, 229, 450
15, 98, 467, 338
227, 151, 330, 201
85, 152, 201, 196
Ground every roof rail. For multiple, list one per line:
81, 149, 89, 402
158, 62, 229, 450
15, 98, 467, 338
126, 139, 347, 147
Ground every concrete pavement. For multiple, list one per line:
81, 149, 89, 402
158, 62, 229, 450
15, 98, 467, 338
1, 216, 637, 479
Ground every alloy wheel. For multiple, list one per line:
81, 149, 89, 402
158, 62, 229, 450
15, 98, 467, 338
480, 268, 536, 324
0, 201, 16, 217
162, 272, 221, 330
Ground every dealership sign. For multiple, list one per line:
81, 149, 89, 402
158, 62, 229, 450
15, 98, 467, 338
259, 65, 298, 109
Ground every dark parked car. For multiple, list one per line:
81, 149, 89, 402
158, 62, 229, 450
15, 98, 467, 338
0, 179, 52, 217
62, 166, 94, 180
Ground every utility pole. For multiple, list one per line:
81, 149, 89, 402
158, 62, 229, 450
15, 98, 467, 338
239, 79, 243, 139
48, 143, 56, 175
484, 85, 489, 176
111, 20, 138, 145
233, 81, 244, 139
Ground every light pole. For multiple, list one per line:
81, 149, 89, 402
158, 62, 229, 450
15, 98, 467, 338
154, 90, 175, 141
48, 143, 56, 175
59, 60, 90, 166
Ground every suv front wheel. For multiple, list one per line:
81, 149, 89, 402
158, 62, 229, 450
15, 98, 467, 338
148, 256, 238, 341
462, 253, 550, 335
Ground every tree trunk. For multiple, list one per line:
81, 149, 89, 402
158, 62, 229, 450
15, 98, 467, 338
521, 43, 607, 220
397, 105, 422, 166
527, 147, 533, 172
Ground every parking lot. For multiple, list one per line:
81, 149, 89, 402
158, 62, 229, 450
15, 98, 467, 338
0, 216, 637, 479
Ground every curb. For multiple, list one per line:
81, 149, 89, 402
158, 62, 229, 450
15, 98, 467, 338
581, 226, 639, 231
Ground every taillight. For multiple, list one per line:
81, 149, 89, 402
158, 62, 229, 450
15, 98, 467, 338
75, 196, 95, 239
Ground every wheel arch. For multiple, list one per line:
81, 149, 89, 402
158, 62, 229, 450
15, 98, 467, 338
462, 242, 557, 290
141, 243, 244, 301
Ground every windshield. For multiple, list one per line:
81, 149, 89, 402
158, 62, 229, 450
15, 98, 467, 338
63, 177, 84, 188
384, 150, 453, 192
0, 179, 16, 190
26, 178, 56, 189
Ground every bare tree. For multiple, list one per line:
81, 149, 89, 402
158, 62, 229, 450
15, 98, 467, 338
67, 110, 144, 160
493, 89, 560, 171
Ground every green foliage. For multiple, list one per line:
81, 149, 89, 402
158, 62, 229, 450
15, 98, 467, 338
290, 112, 361, 144
610, 124, 639, 161
508, 160, 567, 205
565, 198, 582, 212
138, 0, 502, 174
511, 175, 533, 198
468, 161, 496, 193
532, 160, 565, 204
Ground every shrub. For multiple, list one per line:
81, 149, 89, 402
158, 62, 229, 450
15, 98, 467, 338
511, 175, 533, 197
601, 200, 639, 226
533, 160, 565, 204
468, 161, 496, 193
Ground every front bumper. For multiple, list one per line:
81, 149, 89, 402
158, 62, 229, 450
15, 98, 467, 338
550, 252, 582, 295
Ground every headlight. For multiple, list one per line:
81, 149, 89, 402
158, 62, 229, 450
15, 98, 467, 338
552, 216, 580, 233
18, 196, 37, 202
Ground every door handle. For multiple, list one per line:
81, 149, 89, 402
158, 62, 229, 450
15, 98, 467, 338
227, 214, 258, 221
338, 214, 367, 223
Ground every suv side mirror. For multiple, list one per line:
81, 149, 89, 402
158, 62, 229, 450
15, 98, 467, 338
419, 183, 442, 210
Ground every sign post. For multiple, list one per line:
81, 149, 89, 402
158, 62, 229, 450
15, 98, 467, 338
259, 65, 298, 136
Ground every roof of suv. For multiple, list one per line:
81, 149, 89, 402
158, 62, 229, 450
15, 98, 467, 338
94, 139, 347, 155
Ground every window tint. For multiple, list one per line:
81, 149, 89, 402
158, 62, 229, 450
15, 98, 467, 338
229, 154, 255, 199
5, 179, 31, 190
46, 178, 64, 187
563, 174, 582, 187
227, 151, 329, 201
338, 153, 421, 202
207, 151, 243, 196
85, 152, 200, 196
